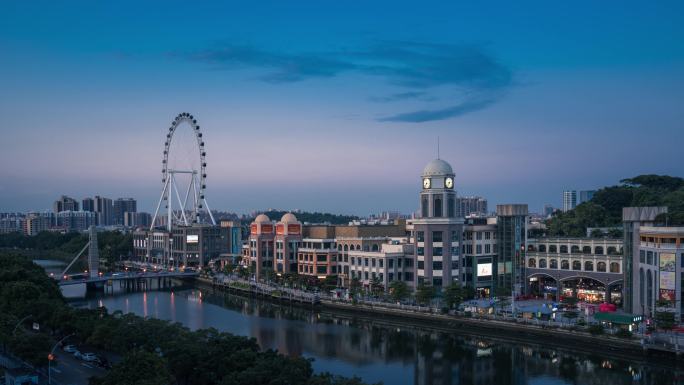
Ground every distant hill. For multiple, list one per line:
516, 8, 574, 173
256, 210, 359, 225
547, 175, 684, 237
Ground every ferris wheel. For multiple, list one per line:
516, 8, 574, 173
151, 112, 216, 231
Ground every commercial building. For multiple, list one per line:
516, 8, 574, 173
124, 212, 152, 228
562, 191, 577, 212
53, 195, 79, 214
247, 214, 277, 278
274, 214, 302, 274
93, 196, 114, 226
461, 217, 497, 297
579, 190, 596, 204
622, 206, 669, 316
133, 224, 229, 268
348, 242, 415, 289
113, 198, 137, 226
525, 237, 623, 303
457, 196, 488, 217
411, 158, 463, 289
495, 204, 528, 295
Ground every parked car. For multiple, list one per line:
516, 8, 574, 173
81, 353, 98, 362
73, 350, 82, 359
63, 344, 78, 353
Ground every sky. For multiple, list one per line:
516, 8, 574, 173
1, 1, 683, 216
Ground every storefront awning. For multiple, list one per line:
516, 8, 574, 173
594, 312, 643, 324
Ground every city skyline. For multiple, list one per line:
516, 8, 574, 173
1, 1, 683, 215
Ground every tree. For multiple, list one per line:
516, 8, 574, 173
415, 283, 436, 306
349, 277, 362, 302
91, 350, 172, 385
388, 281, 409, 303
655, 311, 675, 330
443, 282, 464, 309
369, 276, 384, 297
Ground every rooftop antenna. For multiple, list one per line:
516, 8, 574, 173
437, 136, 440, 159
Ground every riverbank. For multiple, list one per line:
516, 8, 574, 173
199, 276, 681, 366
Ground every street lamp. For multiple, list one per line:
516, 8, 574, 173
49, 333, 74, 385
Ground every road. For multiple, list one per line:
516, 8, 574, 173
50, 350, 106, 385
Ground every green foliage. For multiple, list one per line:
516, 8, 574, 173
415, 282, 436, 306
547, 174, 684, 236
388, 281, 409, 303
615, 329, 632, 339
588, 324, 604, 335
655, 311, 675, 330
369, 276, 384, 297
91, 350, 172, 385
442, 282, 464, 309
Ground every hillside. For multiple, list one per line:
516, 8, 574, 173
547, 175, 684, 237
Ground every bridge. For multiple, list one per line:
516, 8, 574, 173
58, 271, 198, 286
57, 226, 198, 288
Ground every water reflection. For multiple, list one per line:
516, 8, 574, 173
82, 289, 681, 385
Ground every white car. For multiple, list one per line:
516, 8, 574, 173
63, 344, 78, 353
81, 353, 98, 362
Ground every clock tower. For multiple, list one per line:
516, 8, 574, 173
413, 158, 464, 289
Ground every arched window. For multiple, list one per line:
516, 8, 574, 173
372, 244, 379, 252
595, 246, 604, 255
343, 245, 349, 251
421, 197, 428, 218
607, 247, 618, 255
539, 245, 547, 252
610, 262, 620, 273
571, 245, 580, 253
363, 245, 369, 251
572, 260, 581, 270
434, 197, 443, 217
584, 261, 594, 271
582, 246, 591, 254
528, 258, 536, 268
561, 260, 569, 270
597, 262, 606, 272
639, 268, 645, 305
560, 245, 568, 253
337, 244, 342, 251
448, 197, 455, 217
550, 259, 558, 269
356, 245, 361, 251
528, 245, 536, 252
647, 270, 653, 309
539, 259, 547, 269
549, 245, 557, 253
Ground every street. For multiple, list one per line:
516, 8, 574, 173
49, 350, 106, 385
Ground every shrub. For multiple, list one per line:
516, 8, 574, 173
615, 329, 632, 339
588, 324, 604, 335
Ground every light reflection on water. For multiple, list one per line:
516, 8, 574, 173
73, 288, 680, 385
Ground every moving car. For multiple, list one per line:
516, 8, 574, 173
81, 352, 98, 362
63, 344, 78, 353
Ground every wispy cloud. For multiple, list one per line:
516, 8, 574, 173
179, 41, 513, 122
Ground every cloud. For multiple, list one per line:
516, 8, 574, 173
378, 98, 496, 123
180, 41, 513, 122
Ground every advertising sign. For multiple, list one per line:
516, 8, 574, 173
660, 253, 676, 272
186, 235, 199, 244
659, 253, 677, 302
477, 263, 492, 277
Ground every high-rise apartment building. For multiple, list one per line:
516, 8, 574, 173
412, 158, 463, 290
56, 210, 97, 232
82, 197, 95, 212
457, 196, 488, 217
92, 195, 113, 226
24, 213, 53, 236
53, 195, 79, 214
113, 198, 137, 226
562, 190, 577, 212
579, 190, 596, 204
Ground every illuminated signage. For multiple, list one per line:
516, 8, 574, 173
477, 263, 492, 277
186, 235, 199, 244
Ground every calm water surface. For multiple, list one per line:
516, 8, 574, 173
67, 287, 681, 385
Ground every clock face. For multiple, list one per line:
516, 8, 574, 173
423, 178, 431, 189
445, 177, 454, 189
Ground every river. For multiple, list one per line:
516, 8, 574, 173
66, 286, 678, 385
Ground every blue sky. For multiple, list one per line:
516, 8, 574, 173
1, 1, 683, 215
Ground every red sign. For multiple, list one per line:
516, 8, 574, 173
250, 224, 257, 234
288, 224, 301, 234
262, 224, 273, 233
276, 224, 285, 235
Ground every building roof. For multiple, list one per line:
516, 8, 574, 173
254, 214, 271, 224
280, 212, 299, 224
422, 158, 453, 176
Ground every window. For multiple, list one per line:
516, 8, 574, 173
364, 258, 369, 266
389, 259, 394, 268
539, 245, 546, 252
350, 257, 355, 265
476, 232, 482, 240
451, 260, 459, 270
398, 258, 403, 267
539, 259, 547, 268
433, 261, 443, 270
317, 266, 327, 274
584, 261, 593, 271
372, 244, 379, 252
364, 271, 369, 280
418, 261, 425, 270
417, 231, 424, 242
595, 246, 603, 255
379, 259, 384, 268
404, 258, 413, 267
433, 278, 442, 287
561, 260, 569, 270
485, 232, 491, 240
571, 245, 580, 253
550, 259, 558, 269
417, 247, 424, 256
476, 245, 482, 254
610, 262, 620, 273
597, 262, 606, 272
448, 197, 455, 217
451, 231, 459, 242
434, 197, 442, 217
371, 259, 376, 267
451, 247, 459, 256
433, 247, 443, 256
640, 250, 645, 263
572, 261, 581, 270
528, 259, 536, 268
317, 254, 327, 262
647, 251, 653, 265
432, 231, 443, 243
582, 246, 591, 254
560, 245, 568, 253
485, 244, 491, 254
421, 197, 428, 217
389, 273, 394, 281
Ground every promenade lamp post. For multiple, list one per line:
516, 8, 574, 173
49, 333, 74, 385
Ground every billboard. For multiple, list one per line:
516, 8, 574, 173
186, 235, 199, 244
659, 253, 676, 302
477, 263, 492, 277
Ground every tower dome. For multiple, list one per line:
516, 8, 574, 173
280, 212, 299, 224
254, 214, 270, 224
422, 159, 453, 176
